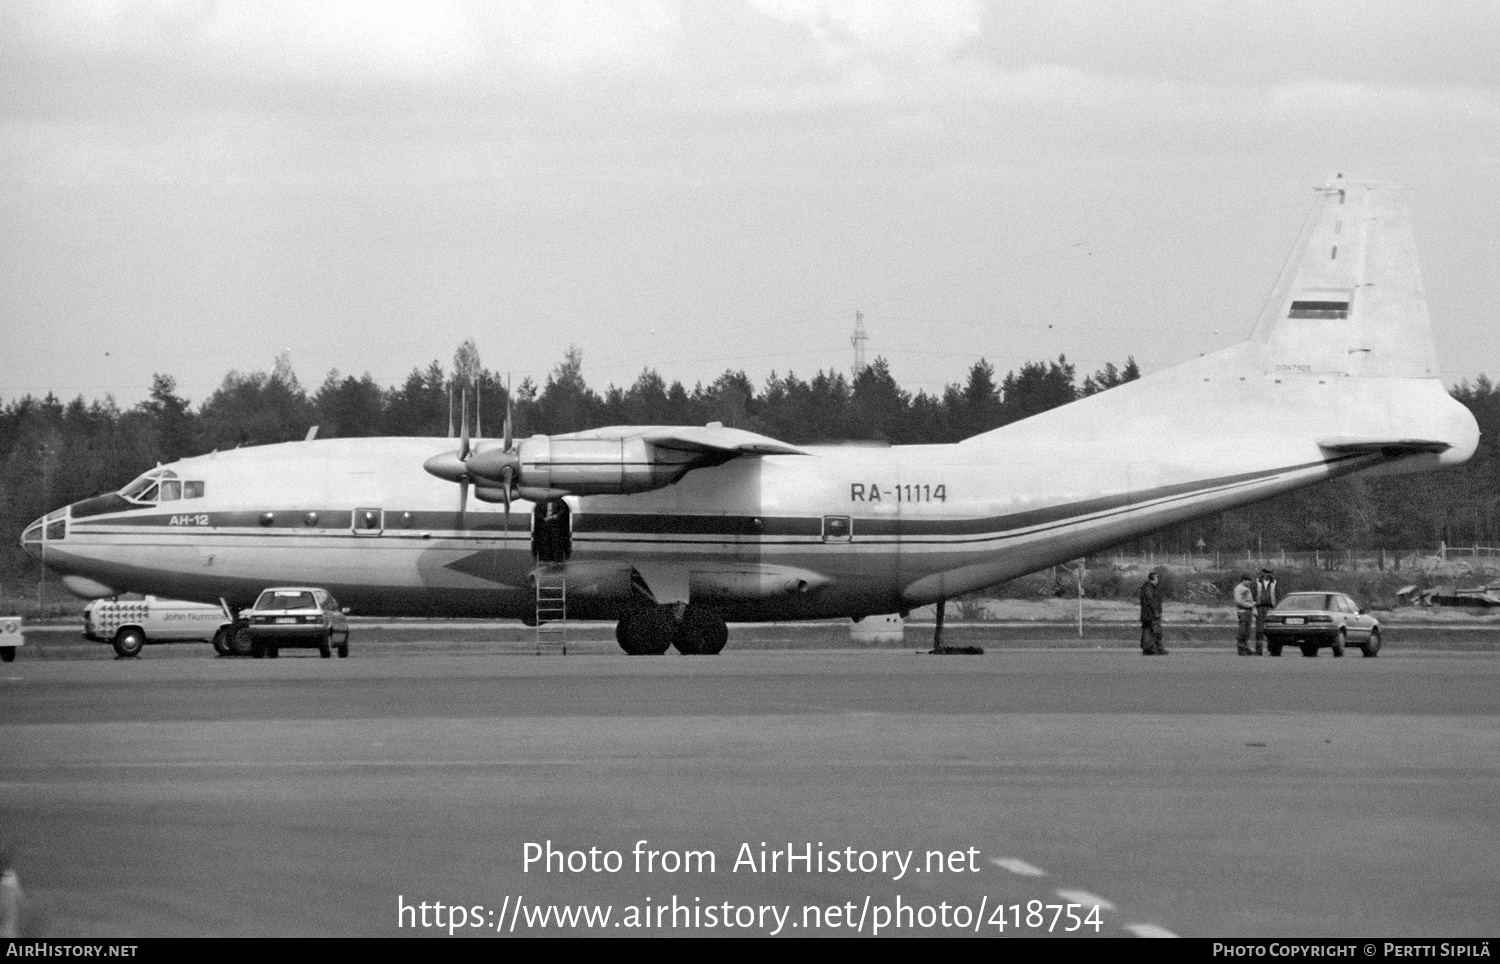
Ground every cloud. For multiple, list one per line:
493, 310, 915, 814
749, 0, 981, 63
2, 0, 684, 98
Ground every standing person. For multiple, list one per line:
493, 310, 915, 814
1253, 567, 1278, 655
1233, 574, 1256, 655
1139, 570, 1167, 655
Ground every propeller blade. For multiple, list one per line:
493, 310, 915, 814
503, 373, 513, 452
459, 479, 468, 530
476, 379, 482, 439
500, 464, 513, 536
447, 386, 454, 439
459, 390, 471, 461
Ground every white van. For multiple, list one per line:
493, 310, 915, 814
83, 596, 235, 658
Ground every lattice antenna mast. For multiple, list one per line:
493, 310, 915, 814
850, 310, 868, 380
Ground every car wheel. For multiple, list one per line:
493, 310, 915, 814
318, 631, 331, 659
1331, 628, 1346, 658
337, 634, 349, 658
1362, 627, 1382, 658
1268, 642, 1282, 657
267, 645, 279, 659
1301, 644, 1318, 658
0, 646, 14, 663
113, 628, 145, 659
212, 628, 234, 657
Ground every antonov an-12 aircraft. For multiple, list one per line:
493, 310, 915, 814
21, 179, 1480, 654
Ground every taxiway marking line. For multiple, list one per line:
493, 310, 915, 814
1056, 888, 1115, 911
990, 857, 1046, 877
989, 856, 1175, 938
1124, 923, 1179, 938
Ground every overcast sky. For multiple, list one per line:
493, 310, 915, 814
2, 0, 1497, 409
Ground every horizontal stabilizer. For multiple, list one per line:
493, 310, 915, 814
1318, 437, 1452, 456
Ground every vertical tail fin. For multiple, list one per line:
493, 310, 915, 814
1252, 177, 1438, 379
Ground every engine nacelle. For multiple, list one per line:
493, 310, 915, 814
510, 436, 702, 496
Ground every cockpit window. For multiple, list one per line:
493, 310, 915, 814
122, 476, 156, 501
121, 469, 204, 504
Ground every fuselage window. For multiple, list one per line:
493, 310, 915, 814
159, 480, 182, 501
184, 481, 205, 499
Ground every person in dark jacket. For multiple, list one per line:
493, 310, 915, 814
1139, 571, 1167, 655
1253, 567, 1279, 655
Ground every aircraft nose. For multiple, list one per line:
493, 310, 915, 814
20, 508, 67, 561
20, 514, 46, 561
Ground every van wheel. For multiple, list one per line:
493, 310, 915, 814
318, 632, 332, 659
113, 628, 145, 658
212, 628, 234, 657
1361, 628, 1382, 657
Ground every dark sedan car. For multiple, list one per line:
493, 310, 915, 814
241, 587, 350, 658
1262, 591, 1381, 658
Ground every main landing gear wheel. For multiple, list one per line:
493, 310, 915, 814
616, 606, 674, 655
673, 606, 727, 655
112, 628, 145, 659
1361, 628, 1381, 658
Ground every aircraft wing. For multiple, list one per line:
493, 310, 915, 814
555, 424, 807, 457
1318, 437, 1453, 456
